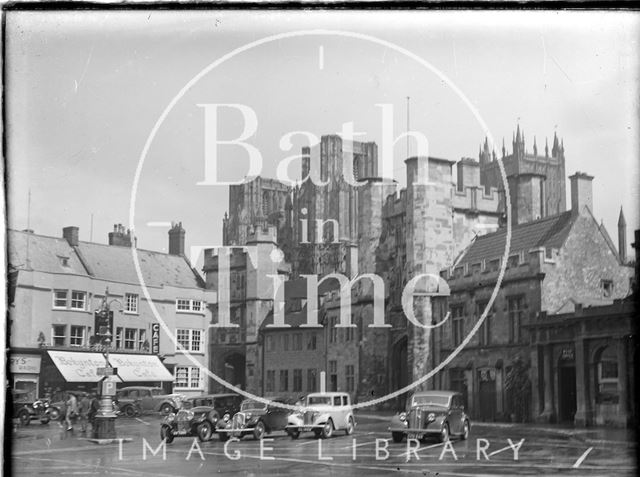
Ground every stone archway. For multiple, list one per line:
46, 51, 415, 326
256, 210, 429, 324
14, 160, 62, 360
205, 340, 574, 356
223, 353, 246, 391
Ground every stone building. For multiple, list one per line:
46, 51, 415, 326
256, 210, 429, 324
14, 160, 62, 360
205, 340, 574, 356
8, 223, 214, 400
435, 173, 634, 423
206, 126, 633, 422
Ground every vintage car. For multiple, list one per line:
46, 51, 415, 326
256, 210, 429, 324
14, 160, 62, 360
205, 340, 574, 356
286, 392, 355, 439
216, 397, 294, 440
389, 391, 470, 443
51, 391, 121, 420
12, 389, 50, 426
160, 393, 242, 443
117, 386, 185, 415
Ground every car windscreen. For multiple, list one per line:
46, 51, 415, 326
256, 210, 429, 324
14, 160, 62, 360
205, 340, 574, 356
240, 400, 267, 411
412, 395, 450, 407
307, 396, 332, 405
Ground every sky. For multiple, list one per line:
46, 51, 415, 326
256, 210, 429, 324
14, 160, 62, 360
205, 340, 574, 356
5, 9, 640, 267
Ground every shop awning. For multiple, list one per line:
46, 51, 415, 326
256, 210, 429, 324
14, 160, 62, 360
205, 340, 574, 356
47, 351, 108, 383
108, 354, 174, 382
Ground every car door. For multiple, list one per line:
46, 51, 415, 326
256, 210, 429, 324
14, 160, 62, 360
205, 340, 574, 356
140, 389, 154, 411
267, 400, 288, 430
332, 396, 345, 429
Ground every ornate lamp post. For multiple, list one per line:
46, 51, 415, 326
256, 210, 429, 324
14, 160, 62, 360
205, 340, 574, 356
92, 290, 118, 440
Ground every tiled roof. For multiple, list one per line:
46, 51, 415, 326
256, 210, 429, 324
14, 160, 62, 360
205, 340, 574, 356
8, 231, 87, 275
457, 211, 575, 266
7, 230, 204, 289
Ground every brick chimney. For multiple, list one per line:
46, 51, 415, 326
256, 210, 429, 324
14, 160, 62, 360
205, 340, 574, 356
62, 226, 79, 246
108, 224, 132, 247
569, 172, 594, 214
168, 222, 185, 256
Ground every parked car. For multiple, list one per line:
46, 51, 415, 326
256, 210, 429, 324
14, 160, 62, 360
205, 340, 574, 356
49, 390, 92, 421
117, 386, 185, 415
388, 391, 470, 443
286, 392, 355, 439
217, 397, 295, 440
160, 393, 242, 443
12, 389, 50, 426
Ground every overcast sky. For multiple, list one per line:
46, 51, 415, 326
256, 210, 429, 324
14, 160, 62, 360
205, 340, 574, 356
6, 10, 639, 267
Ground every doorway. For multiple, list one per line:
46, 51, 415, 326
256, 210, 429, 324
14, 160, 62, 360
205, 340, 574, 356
558, 365, 577, 423
391, 336, 408, 409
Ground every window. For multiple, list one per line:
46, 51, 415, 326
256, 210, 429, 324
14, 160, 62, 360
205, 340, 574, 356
175, 366, 202, 389
345, 326, 355, 342
52, 325, 66, 346
124, 328, 136, 350
293, 333, 302, 351
488, 259, 500, 272
125, 293, 139, 314
115, 327, 123, 349
70, 326, 85, 347
345, 365, 355, 392
307, 369, 317, 392
507, 295, 525, 343
329, 316, 338, 343
279, 370, 289, 392
70, 291, 86, 310
138, 329, 146, 350
266, 335, 275, 352
53, 290, 67, 308
329, 360, 338, 392
176, 298, 204, 313
596, 346, 619, 401
283, 334, 290, 351
451, 305, 465, 346
507, 255, 519, 268
293, 369, 303, 392
601, 280, 614, 298
266, 370, 275, 392
476, 301, 492, 346
176, 329, 204, 352
307, 333, 317, 350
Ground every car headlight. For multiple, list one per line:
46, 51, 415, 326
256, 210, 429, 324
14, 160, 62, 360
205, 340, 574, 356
166, 412, 176, 421
399, 412, 407, 422
427, 413, 436, 421
223, 413, 230, 422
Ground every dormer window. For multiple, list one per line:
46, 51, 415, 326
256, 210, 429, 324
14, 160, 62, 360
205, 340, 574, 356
57, 255, 70, 267
601, 279, 614, 298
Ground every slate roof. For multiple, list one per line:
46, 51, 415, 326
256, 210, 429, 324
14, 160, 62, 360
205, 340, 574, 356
7, 229, 204, 289
456, 211, 575, 266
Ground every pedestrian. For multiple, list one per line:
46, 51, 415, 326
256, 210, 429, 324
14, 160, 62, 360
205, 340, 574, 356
89, 393, 99, 426
78, 392, 91, 433
64, 391, 78, 431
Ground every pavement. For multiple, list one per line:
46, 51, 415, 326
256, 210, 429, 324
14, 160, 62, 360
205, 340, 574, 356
6, 413, 637, 476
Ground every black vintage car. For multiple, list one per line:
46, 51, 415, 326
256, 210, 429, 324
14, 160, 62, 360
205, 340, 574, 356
389, 391, 470, 443
160, 393, 242, 443
217, 397, 295, 440
12, 389, 50, 426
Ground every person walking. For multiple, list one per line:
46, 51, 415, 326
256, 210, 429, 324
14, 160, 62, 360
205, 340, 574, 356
78, 392, 91, 433
64, 392, 78, 431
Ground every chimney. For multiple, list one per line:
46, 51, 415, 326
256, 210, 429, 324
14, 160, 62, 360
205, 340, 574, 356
108, 223, 132, 247
168, 222, 185, 256
569, 172, 594, 214
618, 207, 627, 263
62, 226, 79, 246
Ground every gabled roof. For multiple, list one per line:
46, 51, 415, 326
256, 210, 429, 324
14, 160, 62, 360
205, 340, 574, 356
7, 229, 204, 289
456, 211, 575, 266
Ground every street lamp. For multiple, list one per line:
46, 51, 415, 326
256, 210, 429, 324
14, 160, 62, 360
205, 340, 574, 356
92, 289, 119, 440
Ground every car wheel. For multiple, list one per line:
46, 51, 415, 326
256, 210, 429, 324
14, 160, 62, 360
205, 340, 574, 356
160, 425, 174, 444
218, 431, 230, 442
123, 406, 136, 418
288, 429, 300, 440
461, 420, 470, 440
197, 421, 213, 442
160, 403, 174, 416
439, 423, 450, 443
392, 432, 404, 443
18, 410, 30, 426
313, 429, 322, 439
253, 421, 266, 440
345, 417, 354, 436
49, 407, 61, 421
321, 419, 333, 439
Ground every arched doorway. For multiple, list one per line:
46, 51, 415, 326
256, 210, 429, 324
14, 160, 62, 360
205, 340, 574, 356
391, 336, 408, 409
223, 353, 246, 391
558, 351, 577, 423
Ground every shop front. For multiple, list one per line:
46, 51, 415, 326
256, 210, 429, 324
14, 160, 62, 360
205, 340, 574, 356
10, 351, 43, 401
